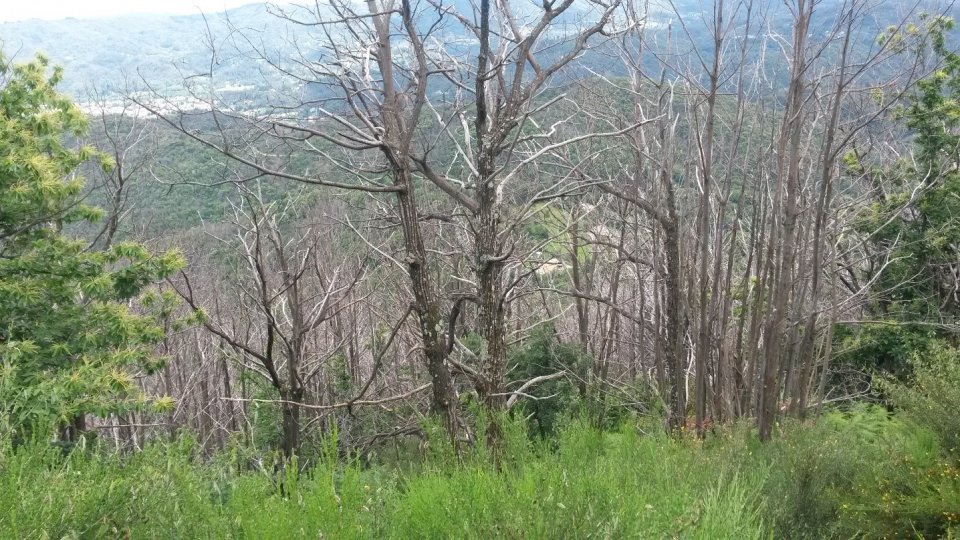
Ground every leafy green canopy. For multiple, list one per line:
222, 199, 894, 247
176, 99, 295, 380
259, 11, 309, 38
839, 17, 960, 375
856, 17, 960, 320
0, 52, 183, 436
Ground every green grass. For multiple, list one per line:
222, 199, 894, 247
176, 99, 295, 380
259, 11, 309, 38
1, 409, 958, 539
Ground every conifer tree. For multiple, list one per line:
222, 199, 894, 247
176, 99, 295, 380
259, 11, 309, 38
0, 52, 183, 440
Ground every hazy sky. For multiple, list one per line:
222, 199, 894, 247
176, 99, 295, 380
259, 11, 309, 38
0, 0, 263, 22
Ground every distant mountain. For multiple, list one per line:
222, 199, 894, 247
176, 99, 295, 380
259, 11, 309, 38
0, 0, 622, 106
0, 3, 294, 99
1, 0, 950, 105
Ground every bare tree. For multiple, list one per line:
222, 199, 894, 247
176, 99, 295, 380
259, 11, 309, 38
83, 90, 158, 250
124, 0, 943, 450
171, 187, 363, 457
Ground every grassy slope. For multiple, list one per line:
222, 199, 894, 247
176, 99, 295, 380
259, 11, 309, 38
2, 407, 958, 539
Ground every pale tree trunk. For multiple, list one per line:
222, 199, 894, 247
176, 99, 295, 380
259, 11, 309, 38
758, 0, 811, 441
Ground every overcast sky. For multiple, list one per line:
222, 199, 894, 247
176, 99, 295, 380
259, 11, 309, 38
0, 0, 264, 22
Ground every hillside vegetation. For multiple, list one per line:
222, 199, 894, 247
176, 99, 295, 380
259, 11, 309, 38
3, 0, 960, 537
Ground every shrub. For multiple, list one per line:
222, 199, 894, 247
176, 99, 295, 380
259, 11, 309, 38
508, 325, 590, 438
757, 404, 954, 538
885, 343, 960, 457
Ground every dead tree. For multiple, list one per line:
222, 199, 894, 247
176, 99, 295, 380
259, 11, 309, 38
84, 91, 158, 250
171, 187, 363, 457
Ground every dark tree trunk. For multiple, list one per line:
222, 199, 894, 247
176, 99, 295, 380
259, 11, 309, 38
662, 216, 687, 432
280, 386, 303, 460
395, 169, 460, 440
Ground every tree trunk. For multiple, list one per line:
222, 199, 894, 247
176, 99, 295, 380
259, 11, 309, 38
280, 393, 301, 460
758, 0, 810, 441
396, 169, 460, 440
663, 216, 687, 432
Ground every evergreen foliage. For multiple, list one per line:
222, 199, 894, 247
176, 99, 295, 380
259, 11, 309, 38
838, 16, 960, 376
509, 325, 589, 438
0, 53, 183, 438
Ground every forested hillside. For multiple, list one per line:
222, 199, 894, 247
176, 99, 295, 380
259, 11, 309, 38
0, 4, 294, 99
2, 0, 960, 537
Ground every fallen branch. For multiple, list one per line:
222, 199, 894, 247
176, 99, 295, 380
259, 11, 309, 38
504, 371, 568, 408
220, 383, 431, 411
92, 422, 171, 430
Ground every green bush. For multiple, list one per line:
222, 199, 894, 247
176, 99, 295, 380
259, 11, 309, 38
832, 322, 939, 377
886, 343, 960, 457
757, 404, 956, 538
508, 325, 590, 438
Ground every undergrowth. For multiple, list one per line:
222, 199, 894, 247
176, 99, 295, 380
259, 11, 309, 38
1, 407, 957, 538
